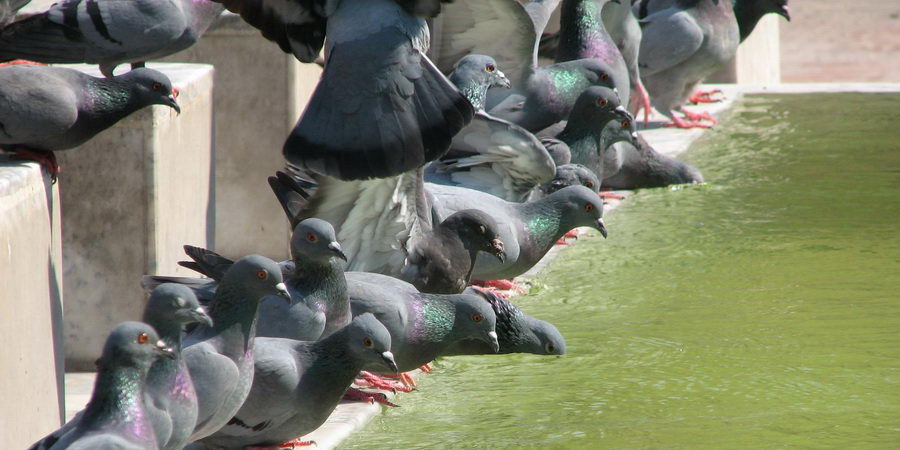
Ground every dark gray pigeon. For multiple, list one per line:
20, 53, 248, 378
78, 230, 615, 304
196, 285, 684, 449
195, 314, 396, 449
0, 0, 29, 27
426, 54, 558, 203
602, 132, 704, 188
32, 285, 212, 450
535, 163, 601, 199
635, 0, 789, 128
182, 255, 291, 442
210, 0, 473, 180
0, 0, 225, 77
444, 287, 566, 356
0, 64, 179, 180
37, 322, 174, 450
432, 0, 620, 132
428, 184, 607, 281
346, 271, 500, 372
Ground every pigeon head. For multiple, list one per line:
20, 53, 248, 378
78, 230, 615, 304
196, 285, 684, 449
541, 164, 601, 196
123, 68, 180, 114
450, 54, 510, 110
452, 294, 499, 352
550, 185, 608, 238
223, 255, 291, 303
346, 313, 397, 373
441, 210, 506, 263
540, 138, 572, 166
734, 0, 790, 41
577, 59, 618, 91
521, 317, 567, 355
290, 218, 346, 263
569, 86, 629, 129
98, 322, 175, 370
144, 283, 213, 329
601, 114, 639, 150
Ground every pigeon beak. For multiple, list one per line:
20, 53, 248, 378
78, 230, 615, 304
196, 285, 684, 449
274, 283, 291, 302
191, 306, 214, 328
164, 94, 181, 115
595, 218, 609, 238
154, 339, 176, 360
489, 238, 506, 263
778, 6, 790, 21
614, 105, 628, 115
381, 351, 399, 374
328, 241, 347, 261
486, 331, 500, 353
495, 70, 511, 89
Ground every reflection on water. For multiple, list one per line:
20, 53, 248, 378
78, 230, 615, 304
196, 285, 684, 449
341, 94, 900, 448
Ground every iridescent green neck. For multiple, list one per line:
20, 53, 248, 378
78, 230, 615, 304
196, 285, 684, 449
450, 74, 489, 111
557, 0, 615, 63
542, 65, 590, 114
81, 364, 154, 443
292, 258, 350, 337
520, 200, 568, 258
559, 126, 601, 171
407, 296, 455, 343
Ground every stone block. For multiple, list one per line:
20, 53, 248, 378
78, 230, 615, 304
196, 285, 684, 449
0, 162, 64, 446
55, 63, 215, 369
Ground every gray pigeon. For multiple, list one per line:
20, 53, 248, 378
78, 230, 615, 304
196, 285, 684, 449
602, 132, 704, 188
0, 0, 29, 27
535, 163, 601, 199
210, 0, 473, 180
635, 0, 789, 128
444, 287, 566, 356
346, 271, 500, 372
0, 65, 179, 180
181, 255, 290, 442
39, 322, 174, 450
31, 285, 212, 450
426, 54, 558, 203
602, 0, 652, 122
432, 0, 620, 132
0, 0, 225, 77
195, 314, 397, 449
429, 184, 607, 281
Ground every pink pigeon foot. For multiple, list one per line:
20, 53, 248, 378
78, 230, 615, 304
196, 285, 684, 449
418, 363, 433, 373
10, 148, 60, 183
356, 371, 414, 392
681, 109, 718, 125
247, 438, 316, 449
630, 79, 652, 126
598, 191, 625, 200
689, 89, 724, 104
342, 387, 399, 407
663, 114, 713, 129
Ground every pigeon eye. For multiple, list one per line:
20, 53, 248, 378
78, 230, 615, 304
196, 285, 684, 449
137, 332, 149, 344
596, 98, 607, 107
584, 181, 594, 188
485, 64, 495, 73
622, 120, 631, 128
584, 203, 594, 212
151, 82, 162, 91
600, 73, 609, 81
306, 232, 317, 243
545, 343, 555, 353
471, 314, 483, 323
256, 270, 268, 280
362, 337, 374, 348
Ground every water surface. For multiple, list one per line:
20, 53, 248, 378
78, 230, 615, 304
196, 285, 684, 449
342, 94, 900, 448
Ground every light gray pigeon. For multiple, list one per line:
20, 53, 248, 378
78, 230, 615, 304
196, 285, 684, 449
182, 255, 290, 442
429, 184, 607, 281
635, 0, 789, 128
444, 287, 566, 356
0, 0, 225, 77
38, 322, 174, 450
426, 54, 558, 203
0, 0, 29, 27
209, 0, 473, 180
432, 0, 620, 132
346, 271, 500, 372
0, 64, 179, 180
195, 314, 397, 449
31, 285, 212, 450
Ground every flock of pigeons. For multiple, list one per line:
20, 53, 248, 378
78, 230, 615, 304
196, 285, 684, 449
0, 0, 789, 448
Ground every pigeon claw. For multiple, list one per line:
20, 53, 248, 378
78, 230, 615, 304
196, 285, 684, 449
342, 387, 399, 407
664, 114, 714, 129
689, 89, 724, 104
10, 148, 60, 184
356, 371, 414, 392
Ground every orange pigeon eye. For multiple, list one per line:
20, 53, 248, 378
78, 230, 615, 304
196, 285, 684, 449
307, 232, 317, 242
256, 270, 267, 280
363, 337, 374, 348
584, 181, 594, 188
137, 332, 149, 344
152, 82, 162, 91
622, 120, 631, 128
596, 98, 608, 107
600, 73, 609, 81
585, 203, 594, 212
471, 314, 483, 323
485, 64, 495, 73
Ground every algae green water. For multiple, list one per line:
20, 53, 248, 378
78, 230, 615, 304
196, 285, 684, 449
341, 94, 900, 448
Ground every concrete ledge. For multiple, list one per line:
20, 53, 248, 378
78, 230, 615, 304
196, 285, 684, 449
162, 15, 323, 261
0, 161, 64, 447
55, 62, 215, 369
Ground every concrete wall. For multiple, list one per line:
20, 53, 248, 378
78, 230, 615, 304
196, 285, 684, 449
709, 15, 782, 84
0, 162, 64, 447
163, 15, 323, 262
57, 63, 215, 369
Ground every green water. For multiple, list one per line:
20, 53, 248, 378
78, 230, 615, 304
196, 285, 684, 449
341, 94, 900, 448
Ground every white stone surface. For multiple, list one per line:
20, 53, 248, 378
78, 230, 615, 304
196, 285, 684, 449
54, 62, 215, 369
0, 161, 64, 447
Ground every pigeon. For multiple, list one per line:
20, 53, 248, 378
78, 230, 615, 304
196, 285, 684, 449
0, 0, 28, 27
535, 163, 601, 199
268, 169, 506, 295
426, 54, 557, 202
432, 0, 620, 132
195, 314, 397, 449
0, 65, 179, 180
428, 183, 607, 282
346, 271, 500, 373
181, 255, 291, 442
31, 285, 213, 450
0, 0, 225, 77
601, 132, 704, 188
602, 0, 653, 122
444, 287, 566, 356
635, 0, 789, 128
36, 322, 174, 450
209, 0, 473, 180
